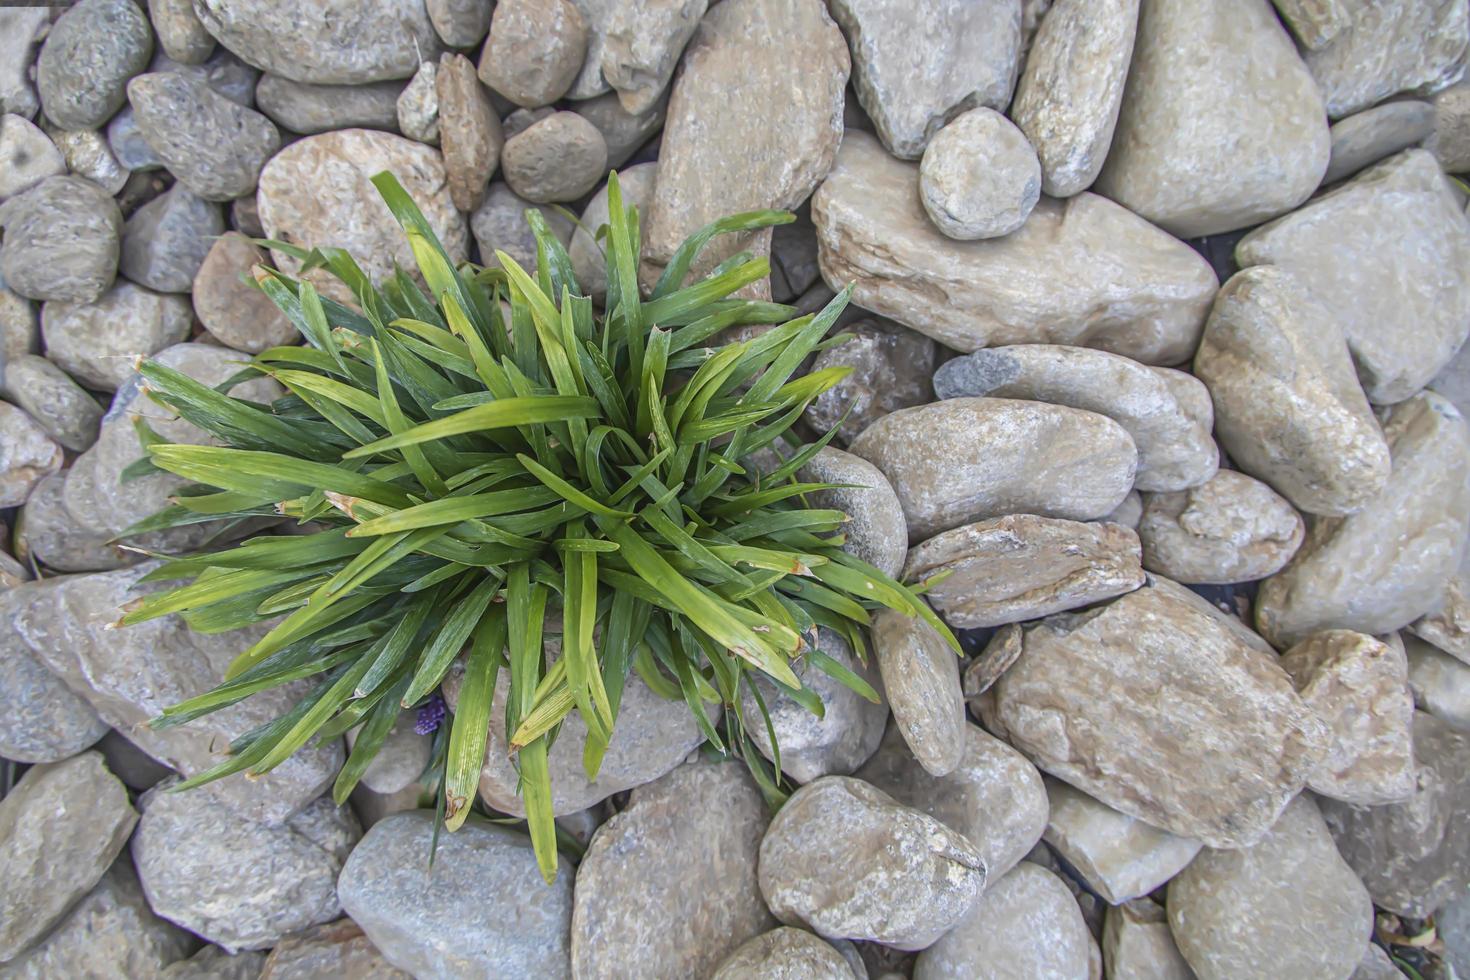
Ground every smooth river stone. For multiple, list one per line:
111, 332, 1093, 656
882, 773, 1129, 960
870, 609, 965, 777
1305, 0, 1469, 119
848, 397, 1138, 541
980, 576, 1330, 848
797, 445, 907, 579
1325, 100, 1437, 184
1138, 469, 1305, 584
812, 130, 1218, 365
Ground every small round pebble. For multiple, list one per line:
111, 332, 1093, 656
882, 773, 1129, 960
0, 176, 122, 303
192, 232, 299, 354
919, 107, 1041, 240
36, 0, 154, 130
120, 183, 225, 294
501, 111, 609, 204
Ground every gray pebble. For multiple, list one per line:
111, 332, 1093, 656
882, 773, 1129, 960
3, 353, 103, 451
396, 61, 439, 145
0, 9, 49, 119
0, 175, 121, 303
569, 163, 657, 301
41, 281, 193, 390
148, 0, 215, 64
428, 0, 493, 47
36, 0, 153, 130
502, 111, 608, 203
920, 107, 1041, 240
572, 88, 667, 169
254, 74, 404, 135
147, 46, 260, 106
106, 107, 164, 171
120, 182, 224, 293
503, 106, 556, 141
1326, 100, 1437, 184
471, 182, 574, 272
12, 470, 130, 573
0, 115, 65, 200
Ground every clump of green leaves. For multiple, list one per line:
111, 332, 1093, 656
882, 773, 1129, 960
120, 171, 955, 881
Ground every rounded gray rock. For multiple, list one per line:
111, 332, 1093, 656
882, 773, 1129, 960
798, 445, 907, 578
0, 176, 121, 303
803, 320, 936, 447
1406, 633, 1470, 729
572, 88, 667, 169
1138, 469, 1304, 584
599, 0, 707, 115
477, 0, 588, 108
919, 108, 1040, 240
254, 74, 404, 135
501, 111, 608, 204
472, 182, 575, 274
427, 0, 492, 47
120, 182, 224, 293
0, 114, 65, 201
13, 470, 127, 573
41, 281, 193, 391
396, 61, 439, 146
36, 0, 153, 130
870, 608, 965, 777
0, 401, 62, 508
148, 0, 215, 65
3, 353, 103, 451
711, 928, 859, 980
1326, 100, 1437, 184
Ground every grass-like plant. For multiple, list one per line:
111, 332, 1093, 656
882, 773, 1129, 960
117, 171, 955, 880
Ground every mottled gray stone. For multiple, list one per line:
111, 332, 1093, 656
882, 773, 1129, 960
13, 471, 127, 573
1326, 101, 1437, 184
254, 75, 402, 135
0, 115, 65, 200
1409, 557, 1470, 665
803, 321, 935, 447
192, 232, 298, 353
502, 107, 555, 142
0, 751, 137, 961
191, 0, 440, 85
472, 182, 575, 274
813, 130, 1218, 365
0, 9, 48, 119
919, 107, 1039, 239
1012, 0, 1139, 197
857, 721, 1048, 883
982, 576, 1330, 848
1440, 888, 1470, 978
0, 402, 62, 507
436, 53, 502, 213
1236, 150, 1470, 405
0, 176, 121, 303
711, 928, 858, 980
573, 761, 775, 978
501, 111, 607, 204
149, 0, 214, 64
1139, 470, 1304, 584
0, 280, 40, 391
828, 0, 1019, 160
645, 0, 848, 275
395, 62, 438, 146
1169, 794, 1373, 980
427, 0, 492, 47
4, 354, 103, 451
478, 0, 588, 108
1429, 81, 1470, 173
127, 71, 281, 202
906, 515, 1143, 630
1095, 0, 1329, 239
798, 446, 907, 578
568, 164, 656, 302
598, 0, 705, 116
849, 397, 1137, 541
258, 918, 410, 979
36, 0, 153, 130
44, 125, 129, 196
759, 776, 985, 950
1406, 633, 1470, 729
145, 45, 261, 106
161, 946, 266, 980
1041, 777, 1202, 905
0, 580, 108, 763
572, 89, 666, 169
1195, 266, 1391, 517
120, 182, 223, 293
1306, 0, 1468, 119
914, 863, 1091, 980
870, 609, 963, 777
936, 344, 1215, 492
1102, 899, 1193, 980
41, 281, 192, 390
1271, 0, 1351, 48
105, 108, 163, 171
1257, 392, 1470, 647
134, 786, 355, 952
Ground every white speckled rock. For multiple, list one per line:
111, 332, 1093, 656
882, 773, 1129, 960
759, 775, 986, 950
803, 320, 936, 448
1042, 777, 1202, 905
1103, 899, 1194, 980
599, 0, 707, 115
1168, 794, 1373, 980
36, 0, 153, 130
1405, 633, 1470, 730
1139, 470, 1305, 584
857, 722, 1049, 883
573, 761, 775, 979
1195, 266, 1391, 517
0, 176, 121, 304
477, 0, 587, 108
0, 402, 62, 508
436, 52, 502, 213
1236, 150, 1470, 406
870, 609, 964, 777
919, 108, 1039, 240
0, 581, 109, 763
1257, 392, 1470, 648
1326, 101, 1437, 184
827, 0, 1020, 160
0, 115, 65, 201
914, 863, 1091, 980
396, 61, 438, 145
1280, 630, 1417, 805
1305, 0, 1468, 119
1095, 0, 1329, 239
41, 281, 192, 391
981, 576, 1330, 848
798, 446, 907, 578
849, 397, 1138, 541
812, 130, 1218, 365
568, 164, 657, 303
711, 928, 859, 980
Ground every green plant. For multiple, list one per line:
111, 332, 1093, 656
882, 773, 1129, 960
119, 171, 955, 881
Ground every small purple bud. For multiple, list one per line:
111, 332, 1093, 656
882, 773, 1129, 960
415, 692, 446, 735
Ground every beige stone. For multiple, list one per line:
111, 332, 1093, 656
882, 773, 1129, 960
812, 130, 1218, 365
1139, 470, 1305, 584
1408, 550, 1470, 664
192, 232, 298, 354
870, 609, 964, 777
436, 53, 502, 213
1305, 0, 1469, 118
476, 0, 587, 108
1271, 0, 1351, 48
798, 446, 907, 579
710, 928, 858, 980
1405, 633, 1470, 730
918, 108, 1039, 240
904, 515, 1144, 629
1102, 900, 1193, 980
1327, 100, 1436, 184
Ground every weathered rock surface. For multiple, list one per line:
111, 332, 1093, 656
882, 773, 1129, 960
919, 108, 1039, 240
599, 0, 706, 115
500, 111, 605, 204
813, 130, 1218, 365
1430, 81, 1470, 173
2, 353, 100, 453
0, 9, 48, 119
1327, 100, 1437, 184
1011, 0, 1138, 197
35, 0, 153, 130
1139, 470, 1305, 584
935, 344, 1216, 492
1169, 794, 1373, 980
1305, 0, 1469, 118
1257, 392, 1470, 647
913, 863, 1091, 980
798, 446, 907, 579
258, 918, 409, 979
857, 722, 1049, 883
568, 164, 656, 302
0, 116, 65, 201
149, 0, 214, 64
477, 0, 587, 108
135, 787, 356, 952
192, 232, 298, 353
760, 776, 985, 950
981, 576, 1329, 847
339, 813, 568, 978
256, 130, 467, 305
849, 397, 1138, 540
1280, 630, 1417, 805
828, 0, 1020, 160
803, 320, 935, 447
43, 126, 128, 196
645, 0, 848, 274
396, 61, 438, 145
0, 581, 109, 762
711, 928, 859, 980
0, 402, 62, 508
254, 75, 402, 135
870, 609, 963, 777
162, 946, 266, 980
120, 183, 223, 293
348, 714, 431, 797
41, 281, 192, 391
474, 185, 576, 279
1411, 553, 1470, 663
1406, 633, 1470, 729
128, 72, 281, 202
1102, 899, 1194, 980
1271, 0, 1350, 48
1195, 266, 1391, 517
1095, 0, 1329, 238
13, 472, 126, 573
0, 751, 137, 961
0, 176, 121, 303
572, 88, 666, 169
1041, 777, 1202, 905
437, 53, 502, 213
905, 515, 1143, 629
1236, 150, 1470, 405
1320, 711, 1470, 917
191, 0, 439, 85
573, 761, 774, 978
